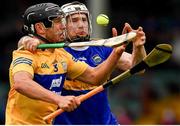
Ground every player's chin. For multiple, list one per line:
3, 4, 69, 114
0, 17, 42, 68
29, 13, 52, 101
77, 34, 88, 38
57, 35, 65, 42
53, 37, 64, 42
77, 31, 88, 36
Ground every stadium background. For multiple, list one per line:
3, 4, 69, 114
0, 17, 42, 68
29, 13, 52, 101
0, 0, 180, 124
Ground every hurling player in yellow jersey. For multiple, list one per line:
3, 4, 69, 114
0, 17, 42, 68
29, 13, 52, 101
6, 2, 125, 125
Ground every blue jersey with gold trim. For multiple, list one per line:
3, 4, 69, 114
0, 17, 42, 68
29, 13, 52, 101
53, 46, 118, 124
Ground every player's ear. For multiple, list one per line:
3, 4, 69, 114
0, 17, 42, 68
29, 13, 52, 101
35, 23, 46, 34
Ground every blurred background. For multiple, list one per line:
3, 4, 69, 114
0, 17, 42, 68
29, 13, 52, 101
0, 0, 180, 124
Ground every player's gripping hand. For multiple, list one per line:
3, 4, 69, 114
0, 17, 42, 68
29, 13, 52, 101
111, 27, 126, 55
122, 23, 146, 47
58, 96, 81, 112
18, 36, 40, 52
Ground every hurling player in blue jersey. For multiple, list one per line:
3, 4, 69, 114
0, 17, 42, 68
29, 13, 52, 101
53, 2, 146, 125
18, 1, 146, 125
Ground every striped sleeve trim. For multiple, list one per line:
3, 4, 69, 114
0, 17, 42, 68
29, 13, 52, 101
13, 57, 32, 67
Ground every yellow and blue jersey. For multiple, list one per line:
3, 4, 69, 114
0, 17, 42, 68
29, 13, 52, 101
6, 48, 88, 124
54, 46, 118, 124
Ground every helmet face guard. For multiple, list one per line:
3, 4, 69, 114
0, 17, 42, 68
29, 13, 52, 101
61, 1, 92, 42
23, 3, 64, 34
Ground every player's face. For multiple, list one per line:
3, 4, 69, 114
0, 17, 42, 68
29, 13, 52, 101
45, 17, 66, 42
66, 13, 89, 40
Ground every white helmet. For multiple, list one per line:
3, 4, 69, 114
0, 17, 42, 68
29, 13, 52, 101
61, 1, 92, 41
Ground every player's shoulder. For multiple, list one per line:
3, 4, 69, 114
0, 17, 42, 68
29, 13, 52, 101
55, 48, 71, 55
55, 48, 75, 60
13, 49, 34, 56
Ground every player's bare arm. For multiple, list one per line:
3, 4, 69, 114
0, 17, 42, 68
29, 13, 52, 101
75, 45, 125, 85
112, 23, 147, 71
13, 71, 80, 112
122, 23, 146, 67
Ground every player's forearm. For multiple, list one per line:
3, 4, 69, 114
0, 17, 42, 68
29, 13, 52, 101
132, 45, 147, 67
14, 76, 60, 105
76, 48, 124, 85
91, 48, 125, 84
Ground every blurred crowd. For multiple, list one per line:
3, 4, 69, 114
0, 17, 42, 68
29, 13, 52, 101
0, 0, 180, 124
109, 70, 180, 125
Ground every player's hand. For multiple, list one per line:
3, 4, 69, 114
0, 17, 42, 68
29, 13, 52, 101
58, 96, 81, 112
18, 36, 40, 52
122, 23, 146, 47
133, 26, 146, 47
111, 27, 126, 55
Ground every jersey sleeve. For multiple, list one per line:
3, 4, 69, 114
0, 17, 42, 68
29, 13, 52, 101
65, 51, 88, 79
103, 47, 113, 59
12, 50, 35, 77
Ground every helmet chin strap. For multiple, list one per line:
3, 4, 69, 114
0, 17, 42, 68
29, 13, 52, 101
28, 33, 51, 44
68, 35, 90, 42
